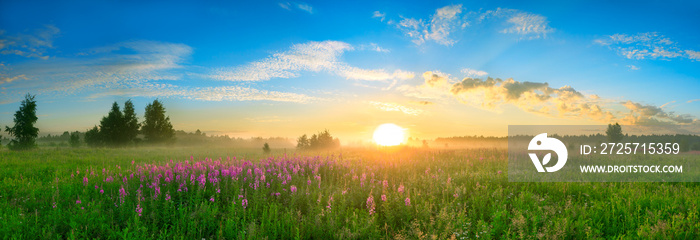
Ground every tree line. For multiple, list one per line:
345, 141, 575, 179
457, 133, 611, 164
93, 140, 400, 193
3, 94, 175, 150
86, 99, 175, 147
296, 129, 340, 150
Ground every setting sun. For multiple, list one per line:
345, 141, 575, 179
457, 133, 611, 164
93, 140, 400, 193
373, 123, 406, 146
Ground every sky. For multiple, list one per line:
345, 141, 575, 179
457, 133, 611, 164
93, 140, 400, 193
1, 0, 699, 142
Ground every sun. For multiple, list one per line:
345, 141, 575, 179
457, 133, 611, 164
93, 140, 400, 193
373, 123, 406, 146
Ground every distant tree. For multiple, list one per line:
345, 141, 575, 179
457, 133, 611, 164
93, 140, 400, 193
606, 123, 623, 143
679, 138, 690, 152
422, 140, 429, 148
263, 142, 271, 153
85, 126, 102, 147
297, 134, 310, 149
99, 102, 126, 147
5, 94, 39, 150
692, 142, 700, 151
123, 100, 140, 144
70, 131, 81, 148
60, 131, 70, 141
296, 130, 340, 150
309, 134, 318, 148
141, 99, 175, 144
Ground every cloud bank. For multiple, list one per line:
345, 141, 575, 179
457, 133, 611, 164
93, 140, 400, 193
398, 71, 697, 125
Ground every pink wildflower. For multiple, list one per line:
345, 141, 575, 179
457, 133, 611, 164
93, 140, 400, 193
405, 197, 411, 206
381, 194, 387, 202
135, 203, 142, 216
398, 184, 405, 194
290, 185, 297, 193
366, 195, 375, 215
242, 199, 248, 209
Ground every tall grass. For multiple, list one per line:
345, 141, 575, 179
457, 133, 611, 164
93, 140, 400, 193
0, 147, 697, 239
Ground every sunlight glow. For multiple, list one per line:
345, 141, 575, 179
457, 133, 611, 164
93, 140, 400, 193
373, 123, 406, 146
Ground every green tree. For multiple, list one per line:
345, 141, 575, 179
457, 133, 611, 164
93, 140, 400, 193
262, 142, 271, 153
5, 94, 39, 150
606, 123, 623, 143
70, 131, 81, 148
123, 99, 140, 144
296, 130, 340, 150
85, 126, 102, 147
296, 134, 309, 149
141, 99, 175, 143
99, 102, 126, 147
60, 131, 70, 141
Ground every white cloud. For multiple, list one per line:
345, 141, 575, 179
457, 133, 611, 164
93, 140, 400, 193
359, 43, 390, 53
369, 101, 424, 115
686, 50, 700, 60
0, 40, 315, 104
372, 11, 386, 22
0, 74, 27, 85
278, 2, 313, 14
595, 32, 700, 61
0, 25, 60, 59
211, 40, 413, 82
500, 12, 553, 39
426, 4, 463, 46
279, 2, 291, 10
627, 65, 640, 70
392, 4, 463, 46
380, 6, 553, 46
297, 3, 313, 14
461, 68, 488, 77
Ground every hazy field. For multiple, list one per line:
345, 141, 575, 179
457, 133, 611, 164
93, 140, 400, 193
1, 146, 698, 239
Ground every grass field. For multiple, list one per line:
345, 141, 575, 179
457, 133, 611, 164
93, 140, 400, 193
0, 147, 698, 239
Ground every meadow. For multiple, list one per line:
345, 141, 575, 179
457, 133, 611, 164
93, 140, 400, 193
0, 146, 698, 239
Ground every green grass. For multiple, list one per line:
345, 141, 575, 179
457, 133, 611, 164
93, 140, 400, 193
0, 147, 698, 239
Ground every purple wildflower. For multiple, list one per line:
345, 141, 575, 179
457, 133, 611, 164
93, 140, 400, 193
242, 199, 248, 209
290, 185, 297, 193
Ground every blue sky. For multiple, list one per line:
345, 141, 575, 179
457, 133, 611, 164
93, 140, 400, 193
1, 0, 699, 140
